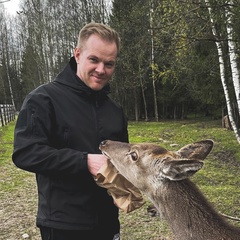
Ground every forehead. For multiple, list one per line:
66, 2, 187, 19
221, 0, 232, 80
83, 34, 117, 59
133, 144, 168, 154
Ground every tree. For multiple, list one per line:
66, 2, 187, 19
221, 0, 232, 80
1, 0, 240, 131
205, 0, 240, 143
225, 0, 240, 117
110, 0, 151, 121
0, 10, 16, 109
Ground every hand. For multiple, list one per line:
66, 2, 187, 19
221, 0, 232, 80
87, 154, 108, 176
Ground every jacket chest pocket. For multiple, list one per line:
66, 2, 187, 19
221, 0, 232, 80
63, 127, 70, 147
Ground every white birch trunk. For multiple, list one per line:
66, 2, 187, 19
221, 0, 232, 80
150, 0, 159, 121
225, 0, 240, 115
3, 22, 16, 111
205, 0, 240, 143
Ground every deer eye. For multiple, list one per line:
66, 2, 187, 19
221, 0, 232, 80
130, 151, 138, 161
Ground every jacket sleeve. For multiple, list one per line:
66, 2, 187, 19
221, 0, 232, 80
12, 91, 89, 176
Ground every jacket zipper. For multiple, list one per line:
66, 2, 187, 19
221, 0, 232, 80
30, 107, 36, 135
63, 127, 69, 147
93, 96, 100, 152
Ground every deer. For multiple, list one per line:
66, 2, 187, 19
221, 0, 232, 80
99, 139, 240, 240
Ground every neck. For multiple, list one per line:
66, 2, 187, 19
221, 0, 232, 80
146, 179, 239, 240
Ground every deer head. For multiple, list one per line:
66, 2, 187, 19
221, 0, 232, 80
99, 140, 213, 191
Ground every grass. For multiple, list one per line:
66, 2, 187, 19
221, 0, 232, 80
0, 122, 33, 194
1, 118, 240, 240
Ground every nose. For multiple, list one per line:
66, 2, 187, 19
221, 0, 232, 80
95, 62, 105, 74
100, 140, 107, 146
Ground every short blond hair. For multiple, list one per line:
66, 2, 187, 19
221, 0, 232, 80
77, 22, 120, 55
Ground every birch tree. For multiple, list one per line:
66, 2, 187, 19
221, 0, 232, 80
225, 0, 240, 116
150, 0, 158, 121
0, 9, 17, 109
205, 0, 240, 143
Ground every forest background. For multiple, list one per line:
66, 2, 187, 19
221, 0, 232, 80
1, 0, 240, 129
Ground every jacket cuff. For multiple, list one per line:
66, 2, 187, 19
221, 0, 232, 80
81, 152, 88, 170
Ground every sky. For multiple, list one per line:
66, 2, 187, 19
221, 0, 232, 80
2, 0, 20, 15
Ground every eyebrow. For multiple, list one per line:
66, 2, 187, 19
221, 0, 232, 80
88, 55, 116, 64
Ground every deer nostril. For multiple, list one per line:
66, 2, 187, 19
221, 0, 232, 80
100, 140, 107, 146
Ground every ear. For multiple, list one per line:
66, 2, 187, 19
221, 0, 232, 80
177, 140, 213, 160
160, 160, 204, 181
74, 47, 81, 63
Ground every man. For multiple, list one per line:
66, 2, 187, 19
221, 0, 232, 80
12, 22, 128, 240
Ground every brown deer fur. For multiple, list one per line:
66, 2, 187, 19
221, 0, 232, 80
99, 140, 240, 240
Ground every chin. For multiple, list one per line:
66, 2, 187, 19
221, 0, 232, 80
91, 81, 108, 91
91, 85, 104, 91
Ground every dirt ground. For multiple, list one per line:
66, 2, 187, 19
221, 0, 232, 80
1, 170, 40, 240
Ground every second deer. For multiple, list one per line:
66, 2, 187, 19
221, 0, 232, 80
99, 139, 240, 240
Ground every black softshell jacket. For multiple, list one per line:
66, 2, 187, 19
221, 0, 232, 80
12, 57, 128, 231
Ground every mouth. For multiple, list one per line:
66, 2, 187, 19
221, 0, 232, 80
92, 74, 105, 81
101, 150, 111, 160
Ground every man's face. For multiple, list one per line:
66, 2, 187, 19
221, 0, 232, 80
74, 34, 117, 91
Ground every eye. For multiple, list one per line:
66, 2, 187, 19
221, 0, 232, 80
105, 62, 115, 69
130, 151, 138, 161
89, 57, 98, 63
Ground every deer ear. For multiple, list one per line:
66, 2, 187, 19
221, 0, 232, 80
160, 160, 204, 181
177, 140, 213, 160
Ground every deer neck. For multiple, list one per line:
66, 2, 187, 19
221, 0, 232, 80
146, 179, 236, 240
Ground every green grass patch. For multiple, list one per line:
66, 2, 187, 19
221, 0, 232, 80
0, 122, 33, 195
